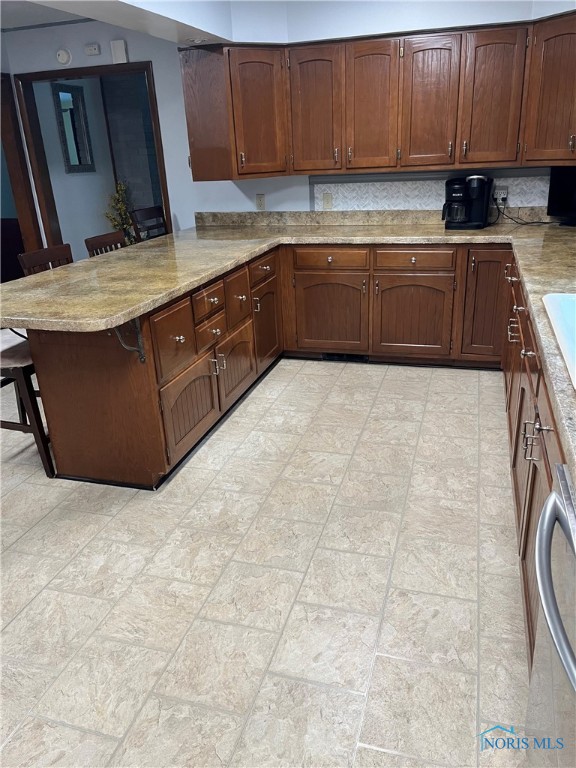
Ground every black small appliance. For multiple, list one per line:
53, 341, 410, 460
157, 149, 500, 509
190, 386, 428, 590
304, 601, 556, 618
547, 166, 576, 226
442, 175, 493, 229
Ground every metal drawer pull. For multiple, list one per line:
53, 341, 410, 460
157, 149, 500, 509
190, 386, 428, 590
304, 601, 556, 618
507, 320, 520, 343
240, 152, 246, 167
259, 265, 271, 272
411, 256, 417, 264
471, 256, 476, 272
253, 297, 261, 313
327, 256, 333, 263
362, 280, 366, 294
173, 335, 186, 344
218, 353, 227, 370
520, 348, 536, 358
208, 297, 219, 305
210, 358, 219, 376
448, 141, 453, 157
513, 305, 525, 313
235, 295, 247, 302
333, 147, 339, 163
504, 263, 519, 283
462, 140, 468, 157
347, 147, 352, 162
211, 328, 222, 337
375, 280, 380, 296
569, 135, 575, 152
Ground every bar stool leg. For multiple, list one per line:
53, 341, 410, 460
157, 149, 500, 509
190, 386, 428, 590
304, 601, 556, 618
14, 368, 55, 477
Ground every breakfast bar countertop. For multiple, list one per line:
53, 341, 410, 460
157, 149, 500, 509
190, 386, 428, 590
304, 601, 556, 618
1, 221, 574, 478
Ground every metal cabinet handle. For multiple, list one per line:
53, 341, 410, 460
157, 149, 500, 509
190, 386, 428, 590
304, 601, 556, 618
569, 135, 575, 152
209, 297, 219, 305
235, 295, 247, 302
253, 297, 261, 313
513, 305, 525, 313
522, 419, 539, 461
504, 263, 519, 283
210, 358, 219, 376
535, 472, 576, 691
347, 147, 353, 162
333, 147, 339, 163
327, 256, 333, 263
211, 328, 222, 337
471, 256, 476, 272
259, 265, 271, 272
411, 256, 417, 264
448, 141, 453, 158
507, 319, 520, 343
217, 353, 227, 370
240, 152, 246, 167
462, 140, 468, 157
173, 335, 186, 343
362, 279, 366, 294
520, 348, 536, 358
375, 279, 380, 296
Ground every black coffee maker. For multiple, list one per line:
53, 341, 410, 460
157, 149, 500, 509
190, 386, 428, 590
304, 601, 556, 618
442, 175, 493, 229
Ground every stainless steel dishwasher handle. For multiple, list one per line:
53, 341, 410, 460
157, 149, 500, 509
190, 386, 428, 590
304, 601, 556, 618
535, 473, 576, 691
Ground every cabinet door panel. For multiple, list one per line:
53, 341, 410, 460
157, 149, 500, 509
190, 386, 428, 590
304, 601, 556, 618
224, 267, 251, 330
372, 273, 454, 355
295, 272, 369, 351
289, 45, 344, 171
345, 39, 399, 168
229, 48, 288, 174
461, 249, 509, 357
252, 275, 283, 374
459, 28, 527, 163
523, 15, 576, 161
216, 320, 257, 411
160, 352, 221, 466
400, 34, 461, 166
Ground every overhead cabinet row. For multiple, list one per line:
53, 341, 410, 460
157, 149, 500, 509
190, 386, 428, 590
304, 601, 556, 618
181, 13, 576, 180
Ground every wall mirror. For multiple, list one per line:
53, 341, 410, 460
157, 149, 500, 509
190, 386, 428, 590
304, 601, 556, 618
51, 83, 95, 173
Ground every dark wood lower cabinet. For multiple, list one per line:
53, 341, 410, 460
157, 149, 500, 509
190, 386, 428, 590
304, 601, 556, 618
215, 320, 258, 411
294, 271, 369, 352
460, 249, 509, 358
372, 273, 454, 356
160, 351, 221, 466
252, 275, 283, 373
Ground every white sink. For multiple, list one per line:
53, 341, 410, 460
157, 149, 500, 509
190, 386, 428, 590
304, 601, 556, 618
543, 294, 576, 389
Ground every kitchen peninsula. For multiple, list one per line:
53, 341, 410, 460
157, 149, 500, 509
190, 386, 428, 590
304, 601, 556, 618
1, 222, 574, 493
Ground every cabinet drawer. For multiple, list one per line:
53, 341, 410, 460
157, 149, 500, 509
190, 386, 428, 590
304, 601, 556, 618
150, 298, 197, 384
224, 267, 251, 329
374, 248, 455, 270
294, 247, 369, 270
195, 310, 227, 354
249, 252, 277, 286
192, 281, 225, 323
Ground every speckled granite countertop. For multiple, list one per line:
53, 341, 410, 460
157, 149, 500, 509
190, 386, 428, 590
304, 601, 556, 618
1, 221, 574, 477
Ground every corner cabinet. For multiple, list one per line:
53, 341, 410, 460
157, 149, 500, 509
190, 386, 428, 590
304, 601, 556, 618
523, 14, 576, 162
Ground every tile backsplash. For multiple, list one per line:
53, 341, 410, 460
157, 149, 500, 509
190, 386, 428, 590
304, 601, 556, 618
313, 175, 550, 210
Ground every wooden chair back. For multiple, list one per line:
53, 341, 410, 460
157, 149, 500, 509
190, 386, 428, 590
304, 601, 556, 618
85, 230, 126, 258
18, 244, 73, 276
130, 205, 168, 242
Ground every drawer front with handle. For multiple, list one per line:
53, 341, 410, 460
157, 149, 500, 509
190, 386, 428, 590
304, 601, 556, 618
150, 297, 197, 384
249, 252, 277, 286
374, 248, 455, 270
192, 281, 225, 323
294, 247, 369, 270
224, 267, 251, 329
195, 310, 227, 354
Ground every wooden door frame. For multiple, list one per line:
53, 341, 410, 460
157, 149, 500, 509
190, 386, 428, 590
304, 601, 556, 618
1, 73, 43, 250
13, 61, 171, 246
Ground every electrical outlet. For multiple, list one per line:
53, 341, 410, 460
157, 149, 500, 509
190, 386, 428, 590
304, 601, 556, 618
493, 186, 508, 203
322, 192, 333, 210
256, 194, 265, 211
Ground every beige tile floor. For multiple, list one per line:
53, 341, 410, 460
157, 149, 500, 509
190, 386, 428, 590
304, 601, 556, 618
0, 359, 529, 767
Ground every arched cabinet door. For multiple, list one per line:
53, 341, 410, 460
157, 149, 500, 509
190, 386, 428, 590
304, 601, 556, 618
252, 275, 283, 374
215, 320, 258, 412
294, 272, 369, 352
372, 273, 455, 355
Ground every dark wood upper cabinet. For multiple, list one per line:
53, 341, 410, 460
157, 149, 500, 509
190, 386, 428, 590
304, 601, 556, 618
229, 48, 288, 174
289, 45, 344, 171
399, 33, 461, 166
345, 39, 400, 168
458, 28, 527, 164
523, 14, 576, 161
